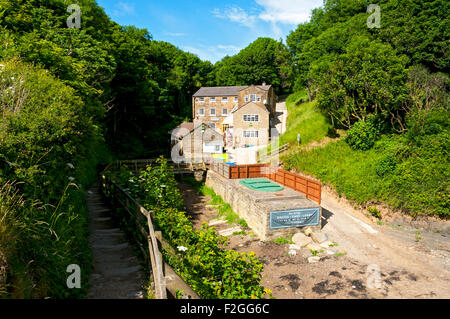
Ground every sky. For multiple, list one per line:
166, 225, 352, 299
96, 0, 324, 63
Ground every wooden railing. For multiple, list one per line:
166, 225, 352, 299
113, 159, 207, 173
100, 172, 200, 299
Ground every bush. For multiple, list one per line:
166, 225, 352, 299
345, 120, 378, 151
368, 207, 382, 219
375, 154, 397, 177
0, 59, 105, 298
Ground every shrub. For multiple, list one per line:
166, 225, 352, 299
345, 120, 378, 151
368, 207, 382, 219
375, 154, 397, 177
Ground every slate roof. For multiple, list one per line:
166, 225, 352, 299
232, 101, 270, 114
193, 84, 272, 97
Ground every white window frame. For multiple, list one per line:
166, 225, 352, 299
234, 97, 238, 102
245, 95, 249, 102
210, 97, 216, 103
243, 130, 258, 138
243, 114, 259, 122
222, 108, 228, 116
210, 108, 216, 116
198, 97, 205, 103
222, 97, 228, 103
250, 94, 256, 102
257, 96, 261, 102
198, 108, 205, 116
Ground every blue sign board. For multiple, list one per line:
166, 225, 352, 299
270, 208, 320, 229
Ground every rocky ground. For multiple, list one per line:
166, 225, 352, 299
178, 180, 450, 299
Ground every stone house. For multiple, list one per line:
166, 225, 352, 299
191, 84, 277, 148
169, 120, 224, 163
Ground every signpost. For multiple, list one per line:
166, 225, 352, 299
269, 208, 320, 229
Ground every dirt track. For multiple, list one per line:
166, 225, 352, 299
179, 180, 450, 299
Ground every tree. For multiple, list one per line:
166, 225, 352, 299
310, 36, 409, 129
214, 38, 292, 93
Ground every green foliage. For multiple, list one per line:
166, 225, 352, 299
280, 90, 332, 146
311, 36, 409, 129
375, 154, 397, 177
273, 237, 290, 245
110, 158, 270, 299
368, 207, 382, 219
0, 59, 104, 298
283, 133, 449, 218
345, 120, 378, 151
287, 0, 448, 129
214, 38, 293, 94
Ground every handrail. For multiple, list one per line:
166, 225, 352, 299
100, 169, 200, 299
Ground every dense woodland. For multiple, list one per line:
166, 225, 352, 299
0, 0, 448, 298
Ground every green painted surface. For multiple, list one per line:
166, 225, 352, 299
239, 178, 284, 192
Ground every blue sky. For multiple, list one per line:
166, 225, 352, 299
96, 0, 324, 63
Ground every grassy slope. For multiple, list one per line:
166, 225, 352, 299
280, 90, 332, 147
281, 93, 449, 218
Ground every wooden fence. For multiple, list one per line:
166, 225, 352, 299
265, 168, 321, 204
210, 160, 266, 179
210, 161, 321, 204
101, 173, 200, 299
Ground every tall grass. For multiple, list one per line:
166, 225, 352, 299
0, 182, 24, 298
280, 90, 332, 146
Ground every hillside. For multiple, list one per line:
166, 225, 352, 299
0, 0, 448, 299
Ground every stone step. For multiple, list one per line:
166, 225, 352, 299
209, 219, 227, 226
94, 217, 112, 222
92, 208, 111, 214
107, 266, 141, 277
92, 242, 129, 250
219, 226, 242, 237
96, 228, 121, 233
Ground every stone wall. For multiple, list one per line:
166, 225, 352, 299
233, 102, 270, 147
206, 170, 321, 241
193, 96, 238, 133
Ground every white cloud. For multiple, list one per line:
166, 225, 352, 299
212, 6, 257, 28
256, 0, 323, 24
113, 1, 135, 17
164, 32, 188, 37
183, 44, 243, 63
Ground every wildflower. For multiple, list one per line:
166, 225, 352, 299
67, 163, 75, 169
68, 176, 75, 181
129, 179, 135, 183
160, 184, 166, 188
177, 246, 188, 252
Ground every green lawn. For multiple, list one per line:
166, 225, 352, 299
280, 90, 332, 147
